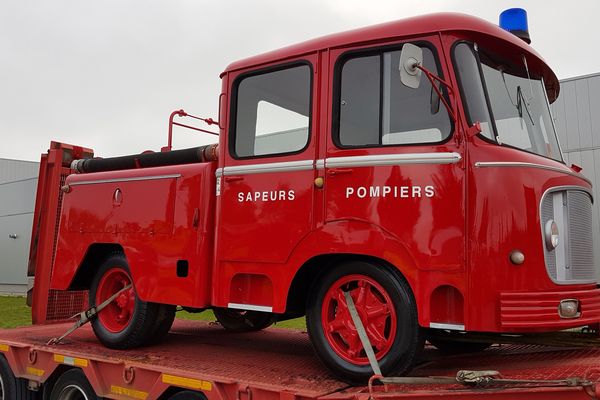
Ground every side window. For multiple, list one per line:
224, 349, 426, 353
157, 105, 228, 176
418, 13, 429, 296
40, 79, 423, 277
336, 45, 451, 147
232, 64, 311, 158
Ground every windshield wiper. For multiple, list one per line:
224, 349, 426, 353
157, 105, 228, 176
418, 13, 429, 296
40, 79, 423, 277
517, 85, 535, 125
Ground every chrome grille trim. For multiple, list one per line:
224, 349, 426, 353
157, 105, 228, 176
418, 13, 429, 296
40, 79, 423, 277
540, 186, 596, 285
568, 191, 595, 281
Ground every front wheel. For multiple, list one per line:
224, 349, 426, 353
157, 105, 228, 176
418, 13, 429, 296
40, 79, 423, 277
306, 261, 422, 384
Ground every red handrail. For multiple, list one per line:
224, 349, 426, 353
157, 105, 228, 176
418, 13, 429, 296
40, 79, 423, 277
163, 109, 219, 152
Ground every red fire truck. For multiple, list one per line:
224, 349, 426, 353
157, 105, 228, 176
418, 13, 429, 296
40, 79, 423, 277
10, 9, 599, 394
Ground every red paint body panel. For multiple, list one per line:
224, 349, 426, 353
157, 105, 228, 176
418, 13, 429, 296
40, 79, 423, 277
466, 141, 595, 331
51, 163, 216, 307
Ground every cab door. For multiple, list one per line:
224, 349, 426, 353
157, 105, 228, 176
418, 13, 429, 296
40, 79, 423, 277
214, 56, 318, 309
324, 39, 466, 278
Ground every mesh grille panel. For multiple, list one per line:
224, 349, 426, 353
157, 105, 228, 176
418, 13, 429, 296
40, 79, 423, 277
46, 290, 88, 321
49, 172, 68, 280
46, 169, 88, 321
541, 188, 596, 284
568, 191, 596, 281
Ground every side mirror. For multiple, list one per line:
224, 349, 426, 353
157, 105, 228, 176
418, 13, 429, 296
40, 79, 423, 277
399, 43, 423, 89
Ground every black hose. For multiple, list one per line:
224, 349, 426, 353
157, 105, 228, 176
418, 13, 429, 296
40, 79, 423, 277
72, 145, 217, 173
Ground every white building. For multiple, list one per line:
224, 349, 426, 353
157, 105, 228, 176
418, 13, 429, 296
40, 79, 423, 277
0, 158, 39, 295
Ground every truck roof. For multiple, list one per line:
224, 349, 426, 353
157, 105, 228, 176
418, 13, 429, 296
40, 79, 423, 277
223, 13, 560, 101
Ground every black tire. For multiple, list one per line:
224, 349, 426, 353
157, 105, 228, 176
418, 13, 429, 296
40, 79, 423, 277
213, 308, 274, 332
0, 355, 35, 400
89, 253, 160, 349
49, 369, 100, 400
146, 304, 176, 344
168, 390, 207, 400
306, 261, 423, 384
428, 337, 492, 354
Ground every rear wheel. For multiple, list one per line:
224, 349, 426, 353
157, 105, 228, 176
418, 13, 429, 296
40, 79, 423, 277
0, 355, 35, 400
168, 391, 206, 399
213, 308, 274, 332
90, 253, 159, 349
306, 261, 422, 384
147, 304, 176, 344
49, 369, 100, 400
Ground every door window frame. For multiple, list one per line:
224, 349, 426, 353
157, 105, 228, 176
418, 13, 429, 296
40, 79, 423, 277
331, 41, 454, 150
228, 60, 314, 161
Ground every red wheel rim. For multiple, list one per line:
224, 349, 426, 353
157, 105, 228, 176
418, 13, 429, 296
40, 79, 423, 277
96, 267, 135, 333
321, 274, 397, 365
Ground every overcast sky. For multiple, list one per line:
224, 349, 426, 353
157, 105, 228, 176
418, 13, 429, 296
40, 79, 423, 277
2, 0, 600, 162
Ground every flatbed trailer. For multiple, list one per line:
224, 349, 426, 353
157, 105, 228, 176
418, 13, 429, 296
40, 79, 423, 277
2, 320, 600, 399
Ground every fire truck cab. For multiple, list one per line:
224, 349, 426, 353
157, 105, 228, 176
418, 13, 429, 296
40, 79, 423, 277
35, 12, 600, 383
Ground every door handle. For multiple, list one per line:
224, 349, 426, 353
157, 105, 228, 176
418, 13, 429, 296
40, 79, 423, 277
327, 168, 353, 176
224, 176, 244, 182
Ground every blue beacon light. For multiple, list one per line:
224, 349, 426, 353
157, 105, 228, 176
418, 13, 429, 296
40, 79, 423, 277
499, 8, 531, 44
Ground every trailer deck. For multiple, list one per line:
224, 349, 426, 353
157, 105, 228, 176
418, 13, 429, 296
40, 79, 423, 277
1, 319, 600, 399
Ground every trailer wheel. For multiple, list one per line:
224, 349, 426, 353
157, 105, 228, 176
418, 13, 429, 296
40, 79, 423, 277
168, 390, 207, 399
213, 308, 274, 332
90, 253, 159, 349
0, 355, 35, 400
49, 369, 100, 400
306, 261, 422, 384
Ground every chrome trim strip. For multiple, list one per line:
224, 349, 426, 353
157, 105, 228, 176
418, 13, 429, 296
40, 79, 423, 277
69, 174, 181, 186
540, 185, 594, 211
475, 162, 591, 184
326, 152, 462, 168
222, 160, 313, 176
227, 303, 273, 313
219, 153, 461, 177
429, 322, 465, 331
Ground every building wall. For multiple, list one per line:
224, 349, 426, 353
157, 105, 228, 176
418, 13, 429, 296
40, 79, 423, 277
551, 73, 600, 270
0, 158, 39, 295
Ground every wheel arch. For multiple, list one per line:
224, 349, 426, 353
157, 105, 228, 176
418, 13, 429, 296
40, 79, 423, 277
283, 219, 420, 315
285, 253, 416, 316
68, 243, 124, 290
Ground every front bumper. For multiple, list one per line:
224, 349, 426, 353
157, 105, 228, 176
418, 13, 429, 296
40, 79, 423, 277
500, 287, 600, 330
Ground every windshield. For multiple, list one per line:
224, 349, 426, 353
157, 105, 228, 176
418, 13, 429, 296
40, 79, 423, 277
454, 42, 563, 162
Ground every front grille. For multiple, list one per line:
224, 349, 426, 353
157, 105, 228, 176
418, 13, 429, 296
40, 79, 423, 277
541, 188, 596, 284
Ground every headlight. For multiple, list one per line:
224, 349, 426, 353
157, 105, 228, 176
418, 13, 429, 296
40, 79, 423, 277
545, 219, 559, 250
